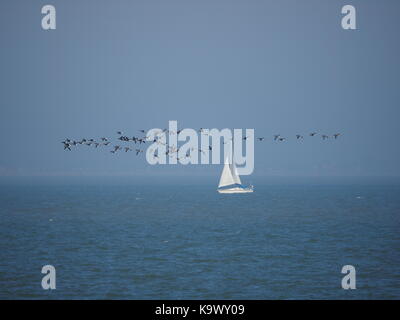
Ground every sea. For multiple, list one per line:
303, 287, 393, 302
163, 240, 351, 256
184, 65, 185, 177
0, 177, 399, 299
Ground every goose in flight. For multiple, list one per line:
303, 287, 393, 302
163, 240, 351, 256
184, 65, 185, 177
118, 136, 129, 141
333, 133, 341, 139
62, 142, 71, 151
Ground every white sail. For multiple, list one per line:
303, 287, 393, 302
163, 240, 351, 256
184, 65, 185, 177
218, 159, 236, 188
217, 147, 253, 193
230, 162, 242, 185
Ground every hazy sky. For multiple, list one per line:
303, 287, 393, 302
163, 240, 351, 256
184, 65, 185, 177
0, 0, 399, 179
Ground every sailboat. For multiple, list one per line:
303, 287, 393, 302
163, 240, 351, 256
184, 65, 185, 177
217, 158, 254, 194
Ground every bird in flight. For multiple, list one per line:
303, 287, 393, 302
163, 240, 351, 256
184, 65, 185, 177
62, 142, 71, 151
296, 135, 303, 140
118, 136, 129, 141
333, 133, 341, 139
257, 137, 265, 141
310, 132, 317, 137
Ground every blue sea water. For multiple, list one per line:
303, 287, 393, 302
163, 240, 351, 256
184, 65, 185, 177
0, 180, 399, 299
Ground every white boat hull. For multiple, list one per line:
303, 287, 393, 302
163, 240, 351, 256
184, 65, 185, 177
217, 187, 254, 194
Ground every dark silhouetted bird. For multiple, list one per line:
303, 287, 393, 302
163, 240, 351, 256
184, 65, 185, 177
62, 142, 71, 151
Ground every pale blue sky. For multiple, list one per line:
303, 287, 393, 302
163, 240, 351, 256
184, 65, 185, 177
0, 0, 399, 178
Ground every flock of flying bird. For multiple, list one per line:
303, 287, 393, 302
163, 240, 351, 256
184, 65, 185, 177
62, 130, 341, 158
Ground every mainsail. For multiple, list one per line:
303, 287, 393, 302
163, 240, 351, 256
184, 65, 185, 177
218, 160, 235, 188
230, 162, 242, 185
